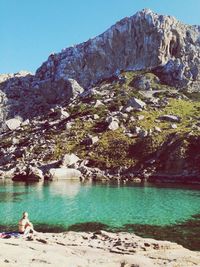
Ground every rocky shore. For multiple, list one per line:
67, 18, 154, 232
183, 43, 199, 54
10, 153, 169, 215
0, 231, 200, 267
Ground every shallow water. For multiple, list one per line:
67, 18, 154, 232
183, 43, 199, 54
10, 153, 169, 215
0, 180, 200, 250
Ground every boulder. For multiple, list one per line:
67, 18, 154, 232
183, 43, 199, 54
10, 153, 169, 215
124, 106, 134, 113
171, 123, 178, 129
130, 126, 141, 135
61, 154, 80, 167
80, 88, 101, 98
59, 108, 70, 119
154, 126, 162, 132
94, 100, 104, 108
138, 130, 148, 138
131, 75, 151, 90
67, 78, 84, 99
158, 115, 181, 123
126, 97, 146, 110
65, 122, 73, 130
52, 107, 70, 120
83, 135, 99, 145
93, 114, 100, 120
106, 116, 119, 124
12, 165, 44, 182
5, 118, 22, 131
138, 115, 145, 121
21, 119, 30, 126
78, 166, 107, 180
130, 74, 160, 90
48, 167, 82, 180
108, 120, 119, 131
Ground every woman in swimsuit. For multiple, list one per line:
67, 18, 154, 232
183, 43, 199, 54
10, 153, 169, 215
18, 212, 34, 235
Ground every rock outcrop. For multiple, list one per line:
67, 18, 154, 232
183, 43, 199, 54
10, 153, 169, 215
0, 74, 84, 131
35, 9, 200, 89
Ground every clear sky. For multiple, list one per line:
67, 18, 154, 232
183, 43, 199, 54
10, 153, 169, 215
1, 0, 200, 74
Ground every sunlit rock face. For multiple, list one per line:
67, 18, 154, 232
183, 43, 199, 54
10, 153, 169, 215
35, 9, 200, 88
0, 9, 199, 131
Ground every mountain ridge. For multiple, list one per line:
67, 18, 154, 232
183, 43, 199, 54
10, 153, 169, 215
35, 8, 200, 88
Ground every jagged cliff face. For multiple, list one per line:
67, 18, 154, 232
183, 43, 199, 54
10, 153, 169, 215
0, 9, 200, 129
35, 9, 200, 88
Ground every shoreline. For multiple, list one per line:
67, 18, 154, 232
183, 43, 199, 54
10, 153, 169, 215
0, 230, 200, 267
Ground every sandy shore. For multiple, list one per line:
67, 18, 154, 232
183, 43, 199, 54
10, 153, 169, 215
0, 231, 199, 267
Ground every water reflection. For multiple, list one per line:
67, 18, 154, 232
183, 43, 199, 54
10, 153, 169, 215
48, 181, 82, 198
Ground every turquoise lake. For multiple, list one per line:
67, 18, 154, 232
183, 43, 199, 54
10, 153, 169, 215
0, 180, 200, 250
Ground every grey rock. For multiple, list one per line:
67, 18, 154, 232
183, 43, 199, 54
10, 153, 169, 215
124, 106, 134, 113
83, 135, 99, 145
158, 115, 181, 123
61, 153, 80, 167
129, 116, 136, 122
12, 137, 20, 145
93, 114, 100, 120
138, 115, 145, 121
53, 107, 70, 120
0, 75, 83, 132
131, 126, 141, 135
94, 100, 104, 108
154, 126, 162, 132
106, 116, 119, 124
12, 165, 44, 181
65, 122, 73, 130
5, 118, 22, 131
171, 123, 178, 129
126, 133, 134, 138
138, 130, 148, 138
131, 75, 156, 90
21, 119, 30, 126
108, 120, 119, 131
78, 166, 107, 180
48, 167, 82, 180
126, 97, 146, 110
67, 78, 84, 99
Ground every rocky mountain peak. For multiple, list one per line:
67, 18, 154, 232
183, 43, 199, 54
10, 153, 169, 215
34, 9, 200, 89
0, 9, 199, 130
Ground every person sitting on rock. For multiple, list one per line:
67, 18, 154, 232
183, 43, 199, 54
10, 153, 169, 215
18, 211, 35, 235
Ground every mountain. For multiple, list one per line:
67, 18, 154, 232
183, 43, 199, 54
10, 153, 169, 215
35, 8, 200, 88
0, 9, 200, 126
0, 9, 200, 183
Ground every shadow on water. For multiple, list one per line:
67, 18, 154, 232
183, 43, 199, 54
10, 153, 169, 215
1, 215, 200, 251
67, 222, 109, 232
122, 214, 200, 251
43, 214, 200, 251
38, 214, 200, 251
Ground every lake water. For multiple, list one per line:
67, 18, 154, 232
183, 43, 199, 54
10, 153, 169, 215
0, 180, 200, 250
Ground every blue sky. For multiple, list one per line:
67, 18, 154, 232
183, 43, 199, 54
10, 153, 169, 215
1, 0, 200, 74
